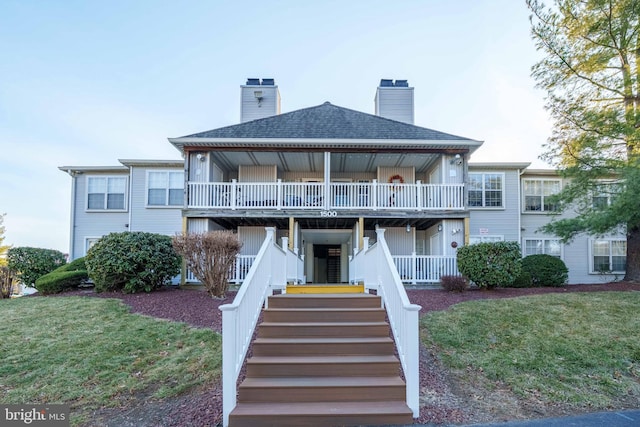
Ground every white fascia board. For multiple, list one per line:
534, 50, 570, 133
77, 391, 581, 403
58, 165, 129, 175
168, 137, 484, 149
118, 159, 184, 167
469, 162, 532, 170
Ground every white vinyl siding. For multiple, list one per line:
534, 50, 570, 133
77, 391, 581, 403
590, 239, 626, 274
147, 171, 184, 207
524, 238, 562, 258
87, 176, 127, 210
468, 173, 504, 208
523, 179, 560, 212
469, 235, 504, 244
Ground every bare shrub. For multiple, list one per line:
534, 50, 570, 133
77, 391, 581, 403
173, 231, 242, 298
440, 275, 468, 292
1, 266, 15, 298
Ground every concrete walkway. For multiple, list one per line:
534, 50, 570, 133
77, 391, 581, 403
460, 409, 640, 427
407, 409, 640, 427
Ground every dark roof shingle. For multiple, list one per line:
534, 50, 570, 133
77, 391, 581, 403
182, 102, 474, 141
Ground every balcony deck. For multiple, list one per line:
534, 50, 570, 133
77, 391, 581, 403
187, 181, 465, 211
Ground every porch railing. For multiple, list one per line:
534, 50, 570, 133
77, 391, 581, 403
392, 254, 459, 284
184, 255, 257, 284
351, 228, 421, 417
187, 180, 465, 211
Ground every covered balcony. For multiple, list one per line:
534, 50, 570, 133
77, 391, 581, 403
187, 180, 465, 211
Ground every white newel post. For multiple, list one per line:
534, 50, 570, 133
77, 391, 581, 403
220, 306, 236, 427
230, 179, 237, 210
406, 305, 420, 417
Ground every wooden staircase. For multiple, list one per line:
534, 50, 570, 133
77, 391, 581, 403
228, 292, 414, 427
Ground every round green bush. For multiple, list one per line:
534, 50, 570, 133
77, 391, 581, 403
85, 232, 181, 293
521, 254, 568, 287
511, 271, 533, 288
456, 241, 522, 289
7, 247, 67, 287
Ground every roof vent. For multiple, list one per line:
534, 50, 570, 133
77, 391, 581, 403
380, 79, 394, 87
261, 78, 274, 86
246, 78, 260, 85
394, 79, 409, 87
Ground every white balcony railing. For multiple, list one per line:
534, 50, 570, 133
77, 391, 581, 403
392, 254, 459, 284
187, 180, 465, 211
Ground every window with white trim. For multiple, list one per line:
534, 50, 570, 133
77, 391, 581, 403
592, 181, 620, 209
468, 173, 504, 208
469, 235, 504, 244
87, 176, 127, 210
147, 171, 184, 206
523, 238, 562, 258
591, 239, 626, 273
523, 179, 560, 212
85, 237, 101, 255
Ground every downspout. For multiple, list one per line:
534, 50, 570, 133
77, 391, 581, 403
127, 165, 133, 231
65, 170, 78, 259
518, 168, 525, 251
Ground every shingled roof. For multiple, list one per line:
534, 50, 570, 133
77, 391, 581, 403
179, 102, 475, 141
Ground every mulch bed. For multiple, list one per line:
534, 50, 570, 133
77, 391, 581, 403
57, 281, 640, 426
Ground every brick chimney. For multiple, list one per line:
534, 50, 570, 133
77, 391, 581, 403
374, 79, 414, 124
240, 78, 281, 123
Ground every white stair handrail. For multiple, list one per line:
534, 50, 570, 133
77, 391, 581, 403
355, 228, 422, 418
219, 227, 286, 427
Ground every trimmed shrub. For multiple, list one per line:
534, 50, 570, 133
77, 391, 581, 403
58, 257, 87, 272
7, 247, 66, 287
511, 270, 533, 288
34, 256, 89, 294
172, 231, 242, 298
440, 275, 468, 292
35, 270, 88, 295
521, 254, 568, 287
86, 232, 181, 293
456, 241, 522, 289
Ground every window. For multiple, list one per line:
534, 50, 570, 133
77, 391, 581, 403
523, 179, 560, 212
147, 171, 184, 206
592, 181, 620, 209
469, 235, 504, 244
468, 173, 504, 208
85, 237, 101, 255
87, 176, 126, 210
591, 239, 626, 273
524, 239, 562, 258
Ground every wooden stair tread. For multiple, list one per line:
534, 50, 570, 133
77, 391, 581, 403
241, 376, 406, 387
247, 355, 399, 364
273, 293, 376, 298
231, 400, 412, 416
254, 337, 393, 344
265, 307, 383, 311
259, 321, 388, 327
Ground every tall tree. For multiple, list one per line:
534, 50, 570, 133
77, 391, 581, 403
527, 0, 640, 281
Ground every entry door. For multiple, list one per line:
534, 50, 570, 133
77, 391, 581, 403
313, 245, 341, 283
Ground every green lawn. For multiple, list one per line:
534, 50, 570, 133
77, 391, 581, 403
0, 296, 221, 425
422, 292, 640, 410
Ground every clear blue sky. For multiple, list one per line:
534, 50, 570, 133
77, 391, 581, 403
0, 0, 551, 254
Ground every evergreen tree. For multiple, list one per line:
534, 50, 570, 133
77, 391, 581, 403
528, 0, 640, 281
